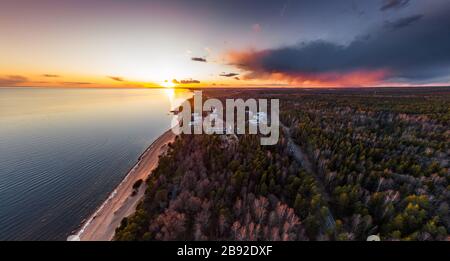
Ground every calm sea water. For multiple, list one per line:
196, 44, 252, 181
0, 88, 191, 240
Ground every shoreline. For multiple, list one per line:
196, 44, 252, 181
68, 129, 176, 241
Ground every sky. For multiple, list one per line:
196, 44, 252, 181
1, 0, 450, 88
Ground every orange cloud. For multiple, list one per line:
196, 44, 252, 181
0, 75, 28, 86
241, 70, 389, 87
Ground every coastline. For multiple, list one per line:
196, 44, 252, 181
68, 129, 176, 241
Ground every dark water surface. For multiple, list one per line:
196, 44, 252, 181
0, 88, 191, 240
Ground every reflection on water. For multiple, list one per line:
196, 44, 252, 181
0, 87, 191, 240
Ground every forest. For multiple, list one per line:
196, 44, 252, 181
115, 87, 449, 241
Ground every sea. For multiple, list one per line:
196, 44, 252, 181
0, 87, 191, 240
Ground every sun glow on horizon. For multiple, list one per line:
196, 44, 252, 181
160, 80, 176, 88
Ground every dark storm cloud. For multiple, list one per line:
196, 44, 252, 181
380, 0, 410, 11
350, 0, 365, 17
108, 76, 124, 82
0, 75, 28, 86
191, 57, 207, 62
280, 0, 289, 17
384, 14, 423, 30
42, 74, 60, 78
228, 9, 450, 82
220, 73, 239, 77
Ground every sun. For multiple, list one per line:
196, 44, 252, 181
160, 80, 176, 88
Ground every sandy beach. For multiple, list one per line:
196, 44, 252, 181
68, 129, 176, 241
